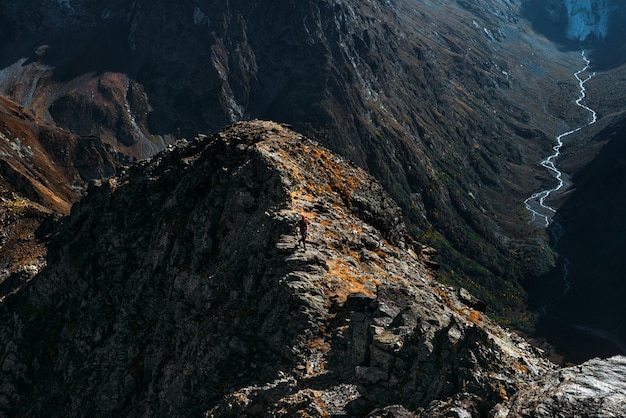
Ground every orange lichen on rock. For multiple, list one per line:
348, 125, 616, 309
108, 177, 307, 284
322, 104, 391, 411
325, 258, 380, 302
308, 337, 331, 354
465, 309, 484, 326
512, 359, 530, 374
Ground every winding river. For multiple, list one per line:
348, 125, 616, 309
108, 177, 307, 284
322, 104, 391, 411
524, 50, 597, 229
523, 51, 626, 359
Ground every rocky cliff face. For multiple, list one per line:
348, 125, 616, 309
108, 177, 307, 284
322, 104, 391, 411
0, 120, 623, 417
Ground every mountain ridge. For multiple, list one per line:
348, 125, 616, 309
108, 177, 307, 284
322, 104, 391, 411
1, 0, 626, 373
0, 0, 588, 326
0, 120, 624, 417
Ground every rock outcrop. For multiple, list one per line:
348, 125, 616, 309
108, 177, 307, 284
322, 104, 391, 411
497, 355, 626, 417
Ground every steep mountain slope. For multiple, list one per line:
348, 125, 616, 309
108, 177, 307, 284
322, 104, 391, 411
0, 96, 77, 214
0, 92, 137, 300
0, 95, 80, 299
0, 0, 598, 324
2, 120, 624, 417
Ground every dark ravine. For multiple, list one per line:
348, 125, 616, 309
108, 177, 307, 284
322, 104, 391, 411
530, 114, 626, 364
0, 120, 624, 417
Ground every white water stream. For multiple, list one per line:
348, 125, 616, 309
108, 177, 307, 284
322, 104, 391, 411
524, 50, 597, 229
525, 50, 597, 305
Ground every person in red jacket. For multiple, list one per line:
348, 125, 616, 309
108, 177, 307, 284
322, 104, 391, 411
295, 215, 310, 250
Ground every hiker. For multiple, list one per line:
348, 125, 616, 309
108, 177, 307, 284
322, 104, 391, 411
295, 215, 310, 250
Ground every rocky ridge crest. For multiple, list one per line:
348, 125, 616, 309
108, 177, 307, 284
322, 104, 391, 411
1, 120, 623, 417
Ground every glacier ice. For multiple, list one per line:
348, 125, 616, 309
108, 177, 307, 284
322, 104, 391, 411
57, 0, 72, 9
564, 0, 611, 41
